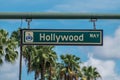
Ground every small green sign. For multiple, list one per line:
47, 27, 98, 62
22, 29, 103, 45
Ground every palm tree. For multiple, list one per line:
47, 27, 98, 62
46, 46, 57, 80
53, 63, 64, 80
10, 28, 21, 46
82, 66, 101, 80
22, 45, 57, 80
28, 47, 41, 80
22, 45, 37, 73
60, 54, 82, 80
35, 46, 57, 80
0, 29, 18, 64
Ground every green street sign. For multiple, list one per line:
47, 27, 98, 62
21, 29, 103, 45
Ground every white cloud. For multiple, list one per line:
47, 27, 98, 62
49, 0, 120, 12
0, 57, 19, 80
93, 26, 120, 59
0, 48, 24, 80
83, 56, 120, 80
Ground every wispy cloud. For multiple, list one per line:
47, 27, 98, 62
83, 56, 120, 80
0, 0, 59, 12
48, 0, 120, 13
0, 57, 19, 80
0, 48, 24, 80
93, 26, 120, 59
1, 0, 120, 12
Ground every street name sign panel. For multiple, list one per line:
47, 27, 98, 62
21, 29, 103, 45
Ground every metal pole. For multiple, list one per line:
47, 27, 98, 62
19, 19, 32, 80
26, 19, 32, 29
19, 30, 22, 80
90, 19, 97, 29
0, 12, 120, 19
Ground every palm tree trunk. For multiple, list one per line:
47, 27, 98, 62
75, 77, 78, 80
69, 75, 73, 80
49, 64, 52, 80
34, 72, 37, 80
27, 54, 31, 73
87, 77, 90, 80
65, 73, 66, 80
41, 59, 45, 80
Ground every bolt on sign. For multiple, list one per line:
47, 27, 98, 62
21, 29, 103, 45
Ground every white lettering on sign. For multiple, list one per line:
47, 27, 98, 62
90, 34, 99, 38
40, 33, 84, 43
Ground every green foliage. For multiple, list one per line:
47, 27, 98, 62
10, 28, 21, 46
22, 45, 57, 80
82, 66, 101, 80
0, 29, 18, 65
60, 54, 82, 80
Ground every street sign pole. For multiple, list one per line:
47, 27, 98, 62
0, 12, 120, 19
19, 30, 23, 80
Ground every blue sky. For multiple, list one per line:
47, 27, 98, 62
0, 0, 120, 80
